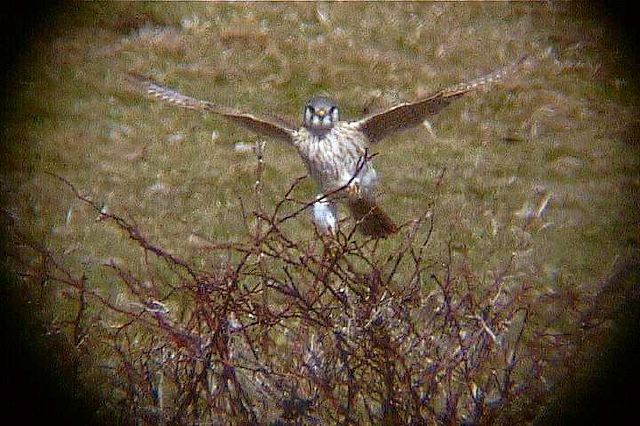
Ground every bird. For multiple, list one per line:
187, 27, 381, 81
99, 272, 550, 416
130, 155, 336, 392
128, 57, 527, 238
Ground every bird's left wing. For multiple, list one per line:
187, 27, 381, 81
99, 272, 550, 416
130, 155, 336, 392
127, 73, 298, 144
352, 56, 529, 143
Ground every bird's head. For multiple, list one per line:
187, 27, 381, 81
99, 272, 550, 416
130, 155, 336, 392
303, 95, 339, 135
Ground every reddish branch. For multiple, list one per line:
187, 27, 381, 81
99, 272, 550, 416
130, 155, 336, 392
4, 161, 595, 424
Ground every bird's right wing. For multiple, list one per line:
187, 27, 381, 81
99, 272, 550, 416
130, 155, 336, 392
127, 73, 298, 144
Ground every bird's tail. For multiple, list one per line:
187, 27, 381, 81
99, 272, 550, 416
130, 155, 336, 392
347, 197, 397, 238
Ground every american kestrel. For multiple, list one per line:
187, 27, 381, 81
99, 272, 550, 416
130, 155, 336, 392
129, 57, 525, 238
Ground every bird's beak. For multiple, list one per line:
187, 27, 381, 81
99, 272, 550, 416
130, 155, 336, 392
316, 108, 326, 117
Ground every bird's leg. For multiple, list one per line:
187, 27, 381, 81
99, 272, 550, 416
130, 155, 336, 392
312, 195, 338, 236
346, 177, 362, 199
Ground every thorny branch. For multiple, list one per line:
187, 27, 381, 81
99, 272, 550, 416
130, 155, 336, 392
4, 157, 601, 425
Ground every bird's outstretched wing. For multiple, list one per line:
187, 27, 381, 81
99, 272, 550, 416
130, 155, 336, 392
353, 56, 529, 143
127, 73, 298, 144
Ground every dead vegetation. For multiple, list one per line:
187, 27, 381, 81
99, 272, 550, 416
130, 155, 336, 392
7, 148, 611, 424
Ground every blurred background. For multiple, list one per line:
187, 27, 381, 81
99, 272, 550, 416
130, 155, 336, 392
1, 2, 638, 424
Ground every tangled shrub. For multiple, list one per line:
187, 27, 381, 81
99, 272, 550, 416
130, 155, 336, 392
7, 155, 602, 425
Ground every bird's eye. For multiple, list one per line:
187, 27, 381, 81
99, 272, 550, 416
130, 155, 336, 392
330, 106, 339, 122
304, 106, 314, 125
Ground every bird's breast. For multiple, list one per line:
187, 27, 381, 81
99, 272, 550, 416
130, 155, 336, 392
294, 123, 374, 192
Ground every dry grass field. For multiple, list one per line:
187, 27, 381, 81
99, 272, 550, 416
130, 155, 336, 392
1, 2, 639, 424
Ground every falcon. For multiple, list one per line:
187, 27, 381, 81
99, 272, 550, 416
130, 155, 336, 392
128, 57, 526, 238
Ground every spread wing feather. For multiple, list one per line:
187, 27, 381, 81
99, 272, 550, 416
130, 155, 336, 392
353, 56, 529, 143
127, 73, 297, 143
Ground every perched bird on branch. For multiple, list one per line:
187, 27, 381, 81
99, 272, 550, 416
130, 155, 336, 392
129, 57, 528, 238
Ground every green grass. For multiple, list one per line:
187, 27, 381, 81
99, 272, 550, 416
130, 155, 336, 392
2, 1, 639, 422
